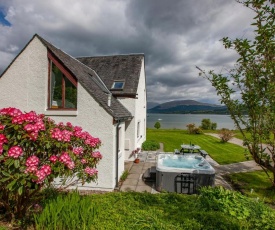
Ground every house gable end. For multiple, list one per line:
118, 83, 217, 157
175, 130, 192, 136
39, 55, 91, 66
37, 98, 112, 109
35, 34, 132, 120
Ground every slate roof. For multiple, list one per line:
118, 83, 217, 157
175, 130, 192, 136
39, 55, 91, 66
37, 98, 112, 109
36, 34, 135, 121
77, 54, 144, 97
0, 34, 133, 121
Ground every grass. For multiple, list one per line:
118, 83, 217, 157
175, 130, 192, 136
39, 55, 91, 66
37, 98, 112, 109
31, 189, 275, 229
146, 129, 248, 164
226, 170, 275, 206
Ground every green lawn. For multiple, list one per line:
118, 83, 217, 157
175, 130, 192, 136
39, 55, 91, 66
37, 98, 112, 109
227, 170, 275, 206
146, 129, 248, 164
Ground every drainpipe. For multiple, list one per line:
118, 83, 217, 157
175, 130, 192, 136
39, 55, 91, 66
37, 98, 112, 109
115, 120, 120, 189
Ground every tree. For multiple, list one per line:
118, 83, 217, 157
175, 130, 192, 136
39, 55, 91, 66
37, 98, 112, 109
211, 122, 217, 130
200, 118, 217, 130
201, 119, 211, 130
154, 121, 161, 129
198, 0, 275, 186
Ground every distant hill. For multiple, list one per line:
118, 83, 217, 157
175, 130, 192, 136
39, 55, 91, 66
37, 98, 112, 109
147, 100, 227, 114
147, 102, 160, 109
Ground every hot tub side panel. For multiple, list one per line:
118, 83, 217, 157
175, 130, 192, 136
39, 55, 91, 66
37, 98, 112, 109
156, 170, 215, 193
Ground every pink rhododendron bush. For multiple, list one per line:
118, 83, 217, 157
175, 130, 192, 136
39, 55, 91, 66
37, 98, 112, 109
0, 107, 102, 220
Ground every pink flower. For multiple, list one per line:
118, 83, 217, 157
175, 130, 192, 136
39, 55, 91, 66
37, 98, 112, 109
74, 126, 82, 132
85, 136, 101, 148
73, 147, 84, 155
35, 170, 47, 184
51, 128, 63, 141
8, 146, 23, 158
29, 132, 39, 141
84, 167, 98, 176
41, 165, 51, 176
51, 128, 72, 142
0, 134, 8, 144
59, 152, 71, 165
58, 122, 64, 128
49, 155, 58, 163
62, 130, 72, 142
0, 144, 3, 155
81, 158, 87, 164
0, 123, 5, 130
26, 156, 39, 167
0, 107, 22, 117
66, 122, 73, 128
67, 161, 75, 169
24, 124, 34, 132
92, 151, 102, 159
25, 165, 38, 174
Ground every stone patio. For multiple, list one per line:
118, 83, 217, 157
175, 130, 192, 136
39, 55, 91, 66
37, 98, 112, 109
120, 151, 261, 193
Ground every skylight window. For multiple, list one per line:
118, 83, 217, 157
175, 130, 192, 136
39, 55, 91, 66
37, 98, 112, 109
111, 81, 124, 90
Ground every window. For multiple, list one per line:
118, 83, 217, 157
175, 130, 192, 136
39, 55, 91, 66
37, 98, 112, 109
111, 81, 124, 90
49, 61, 77, 109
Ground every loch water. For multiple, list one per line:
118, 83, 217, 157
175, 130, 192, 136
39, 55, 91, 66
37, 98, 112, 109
147, 113, 236, 130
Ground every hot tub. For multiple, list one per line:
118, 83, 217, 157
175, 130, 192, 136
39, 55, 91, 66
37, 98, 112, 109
156, 153, 215, 193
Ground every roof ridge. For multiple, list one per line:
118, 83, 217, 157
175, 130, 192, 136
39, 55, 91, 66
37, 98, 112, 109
76, 53, 144, 59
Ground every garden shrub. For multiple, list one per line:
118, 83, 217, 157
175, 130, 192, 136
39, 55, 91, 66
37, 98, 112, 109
142, 140, 160, 150
0, 107, 102, 222
197, 186, 275, 229
186, 123, 202, 134
218, 128, 234, 142
154, 121, 161, 129
32, 190, 275, 229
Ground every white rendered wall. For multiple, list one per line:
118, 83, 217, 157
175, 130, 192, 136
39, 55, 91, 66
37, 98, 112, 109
0, 37, 48, 110
0, 37, 118, 191
117, 122, 126, 183
119, 57, 147, 160
135, 58, 147, 150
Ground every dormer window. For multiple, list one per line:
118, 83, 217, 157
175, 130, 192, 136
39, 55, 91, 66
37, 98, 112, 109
48, 56, 77, 110
111, 81, 124, 90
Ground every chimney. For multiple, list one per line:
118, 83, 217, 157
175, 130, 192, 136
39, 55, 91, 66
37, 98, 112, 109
108, 94, 111, 107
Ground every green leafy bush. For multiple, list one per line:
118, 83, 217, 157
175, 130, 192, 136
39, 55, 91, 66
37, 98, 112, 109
142, 140, 160, 150
32, 190, 275, 229
197, 186, 275, 229
0, 107, 102, 222
186, 123, 202, 134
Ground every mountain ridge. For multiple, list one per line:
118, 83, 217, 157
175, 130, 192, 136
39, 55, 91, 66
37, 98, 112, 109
147, 100, 227, 114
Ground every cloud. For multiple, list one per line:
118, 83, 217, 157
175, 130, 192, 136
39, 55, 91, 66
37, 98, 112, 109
0, 0, 256, 104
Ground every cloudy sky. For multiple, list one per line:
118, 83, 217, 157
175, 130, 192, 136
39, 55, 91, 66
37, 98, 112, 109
0, 0, 256, 105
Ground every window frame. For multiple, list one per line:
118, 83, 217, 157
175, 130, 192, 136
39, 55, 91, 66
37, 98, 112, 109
47, 51, 78, 110
111, 81, 125, 90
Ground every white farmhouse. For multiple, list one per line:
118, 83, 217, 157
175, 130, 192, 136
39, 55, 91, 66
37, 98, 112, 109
0, 34, 147, 191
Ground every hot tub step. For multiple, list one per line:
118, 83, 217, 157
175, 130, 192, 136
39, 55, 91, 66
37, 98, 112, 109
142, 167, 156, 182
